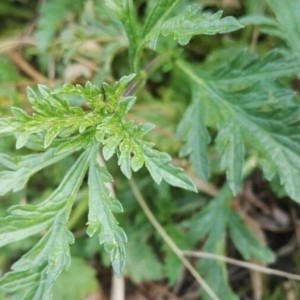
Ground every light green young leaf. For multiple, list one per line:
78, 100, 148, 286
143, 145, 197, 192
10, 107, 31, 122
1, 85, 93, 149
44, 127, 61, 148
118, 140, 132, 178
55, 131, 96, 154
102, 136, 122, 160
162, 4, 243, 45
102, 73, 136, 100
87, 158, 127, 276
216, 121, 244, 195
228, 212, 275, 263
177, 88, 210, 180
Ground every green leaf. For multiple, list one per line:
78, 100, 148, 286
52, 257, 99, 300
177, 55, 300, 202
0, 148, 73, 196
87, 156, 127, 276
10, 107, 31, 122
116, 0, 140, 70
125, 231, 163, 283
55, 131, 95, 154
104, 0, 122, 14
228, 212, 275, 263
143, 145, 197, 192
44, 128, 61, 148
216, 121, 244, 195
143, 0, 175, 37
142, 0, 180, 47
196, 186, 238, 300
0, 153, 18, 169
163, 224, 192, 285
118, 139, 133, 178
102, 136, 122, 160
34, 0, 85, 51
199, 256, 238, 300
0, 147, 93, 299
267, 0, 300, 54
0, 216, 51, 248
207, 50, 300, 86
0, 118, 15, 136
177, 88, 210, 180
161, 4, 243, 45
0, 269, 38, 296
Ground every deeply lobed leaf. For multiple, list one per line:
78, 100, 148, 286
143, 145, 197, 192
161, 4, 243, 45
0, 148, 72, 196
0, 148, 92, 298
177, 50, 300, 200
177, 88, 210, 180
87, 156, 127, 276
267, 0, 300, 55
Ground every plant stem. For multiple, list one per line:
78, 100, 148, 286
96, 153, 125, 300
129, 178, 220, 300
123, 51, 174, 97
182, 250, 300, 282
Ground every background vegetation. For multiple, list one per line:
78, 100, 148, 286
0, 0, 300, 299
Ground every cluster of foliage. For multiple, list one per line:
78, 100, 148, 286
0, 0, 300, 299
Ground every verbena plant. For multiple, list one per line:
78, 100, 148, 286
0, 0, 300, 299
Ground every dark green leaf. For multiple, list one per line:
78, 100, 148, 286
208, 50, 300, 86
228, 212, 275, 263
52, 257, 99, 300
216, 121, 244, 195
177, 88, 210, 180
177, 57, 300, 202
125, 231, 162, 283
196, 186, 238, 300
